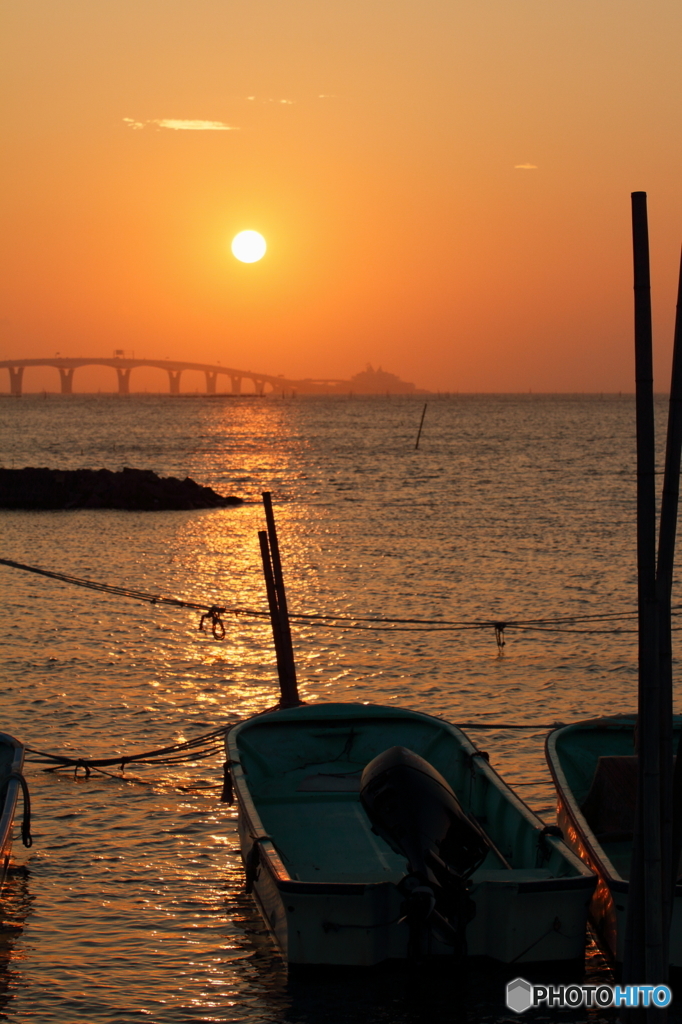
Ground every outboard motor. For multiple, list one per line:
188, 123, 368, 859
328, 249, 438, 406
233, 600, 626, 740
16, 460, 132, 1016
360, 746, 490, 955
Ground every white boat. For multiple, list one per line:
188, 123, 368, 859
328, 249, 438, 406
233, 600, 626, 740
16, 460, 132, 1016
226, 701, 596, 967
1, 732, 30, 891
545, 714, 682, 967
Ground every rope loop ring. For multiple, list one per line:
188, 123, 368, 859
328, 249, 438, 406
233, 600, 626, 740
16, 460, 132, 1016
7, 770, 32, 848
199, 605, 226, 640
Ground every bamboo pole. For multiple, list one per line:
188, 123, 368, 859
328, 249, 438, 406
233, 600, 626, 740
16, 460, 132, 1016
664, 250, 682, 933
623, 192, 664, 1002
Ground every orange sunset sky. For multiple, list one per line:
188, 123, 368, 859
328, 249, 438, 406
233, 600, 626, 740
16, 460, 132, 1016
1, 1, 681, 393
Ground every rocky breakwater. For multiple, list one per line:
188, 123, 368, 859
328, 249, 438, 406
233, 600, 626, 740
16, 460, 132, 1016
0, 467, 244, 510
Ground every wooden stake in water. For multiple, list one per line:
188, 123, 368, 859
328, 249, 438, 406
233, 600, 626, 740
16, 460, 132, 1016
415, 403, 428, 449
260, 493, 300, 707
623, 191, 665, 1004
258, 530, 290, 697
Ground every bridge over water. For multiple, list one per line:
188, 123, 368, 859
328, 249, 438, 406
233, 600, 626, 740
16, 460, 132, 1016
0, 358, 346, 397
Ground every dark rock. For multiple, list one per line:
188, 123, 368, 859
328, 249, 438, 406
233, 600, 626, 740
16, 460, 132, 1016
0, 467, 244, 511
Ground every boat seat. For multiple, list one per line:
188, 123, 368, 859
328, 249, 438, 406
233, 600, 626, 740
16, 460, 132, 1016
296, 772, 362, 792
472, 868, 554, 883
580, 755, 637, 841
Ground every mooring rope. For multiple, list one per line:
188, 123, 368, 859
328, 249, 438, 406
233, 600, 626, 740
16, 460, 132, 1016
0, 556, 220, 613
25, 723, 234, 775
20, 716, 575, 798
1, 555, 660, 645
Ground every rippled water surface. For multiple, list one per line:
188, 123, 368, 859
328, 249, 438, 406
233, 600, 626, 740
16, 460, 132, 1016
0, 393, 677, 1022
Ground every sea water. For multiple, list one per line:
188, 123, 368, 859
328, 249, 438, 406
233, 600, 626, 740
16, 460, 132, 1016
0, 393, 674, 1022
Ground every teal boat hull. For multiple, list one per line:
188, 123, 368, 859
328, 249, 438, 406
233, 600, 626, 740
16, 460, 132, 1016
0, 732, 25, 891
546, 714, 682, 967
227, 703, 595, 967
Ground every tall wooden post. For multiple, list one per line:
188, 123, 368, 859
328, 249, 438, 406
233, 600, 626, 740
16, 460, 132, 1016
623, 192, 665, 1003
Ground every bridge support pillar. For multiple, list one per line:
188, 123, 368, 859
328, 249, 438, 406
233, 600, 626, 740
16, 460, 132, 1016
205, 371, 218, 394
253, 377, 265, 396
168, 369, 182, 394
8, 366, 24, 397
58, 367, 75, 394
230, 375, 242, 395
116, 367, 131, 395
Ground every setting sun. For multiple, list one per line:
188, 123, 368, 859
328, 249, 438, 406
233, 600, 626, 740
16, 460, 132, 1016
231, 230, 267, 264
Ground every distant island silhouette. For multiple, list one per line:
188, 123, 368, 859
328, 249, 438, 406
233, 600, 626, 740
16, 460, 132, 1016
346, 364, 418, 394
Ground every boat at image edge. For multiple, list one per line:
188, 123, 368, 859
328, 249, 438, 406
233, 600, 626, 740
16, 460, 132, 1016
545, 714, 682, 967
226, 702, 596, 968
1, 732, 26, 891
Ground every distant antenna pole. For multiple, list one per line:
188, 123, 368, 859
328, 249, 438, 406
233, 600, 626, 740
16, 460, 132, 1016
415, 403, 428, 449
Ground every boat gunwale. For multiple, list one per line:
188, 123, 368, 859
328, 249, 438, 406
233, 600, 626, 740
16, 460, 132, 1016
0, 732, 25, 887
545, 715, 640, 891
229, 758, 290, 884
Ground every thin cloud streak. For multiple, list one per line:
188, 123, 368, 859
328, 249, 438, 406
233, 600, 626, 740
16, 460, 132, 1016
123, 117, 239, 131
245, 96, 294, 104
514, 163, 538, 170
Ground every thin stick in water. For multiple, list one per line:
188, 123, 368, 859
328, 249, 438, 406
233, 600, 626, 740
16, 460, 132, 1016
415, 402, 428, 449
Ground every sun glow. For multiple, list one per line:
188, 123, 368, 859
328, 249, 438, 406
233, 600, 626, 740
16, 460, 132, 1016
231, 231, 267, 263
